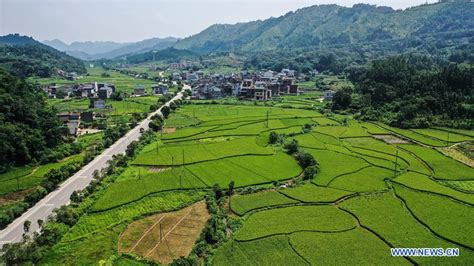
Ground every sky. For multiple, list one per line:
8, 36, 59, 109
0, 0, 437, 43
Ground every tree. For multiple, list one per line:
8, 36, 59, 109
268, 131, 279, 144
54, 206, 77, 226
126, 140, 139, 157
55, 90, 66, 99
169, 101, 177, 110
284, 139, 299, 154
332, 87, 352, 110
161, 105, 171, 118
149, 119, 163, 132
0, 69, 66, 172
23, 220, 31, 233
227, 181, 235, 196
303, 165, 319, 180
303, 123, 312, 133
70, 191, 81, 203
37, 219, 44, 229
295, 151, 316, 168
213, 184, 223, 200
171, 257, 197, 266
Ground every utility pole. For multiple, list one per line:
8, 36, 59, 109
16, 172, 20, 191
446, 132, 450, 146
266, 110, 269, 128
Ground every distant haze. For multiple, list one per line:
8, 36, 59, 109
1, 0, 438, 43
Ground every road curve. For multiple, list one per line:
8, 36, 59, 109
0, 85, 190, 249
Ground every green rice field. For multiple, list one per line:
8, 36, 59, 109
37, 103, 474, 265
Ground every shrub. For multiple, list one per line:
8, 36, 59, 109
24, 187, 48, 205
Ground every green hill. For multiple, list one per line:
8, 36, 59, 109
174, 3, 473, 55
123, 47, 197, 64
0, 34, 86, 78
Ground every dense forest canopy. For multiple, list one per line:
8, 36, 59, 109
0, 69, 67, 172
174, 3, 473, 55
0, 34, 86, 78
118, 3, 473, 74
340, 54, 474, 128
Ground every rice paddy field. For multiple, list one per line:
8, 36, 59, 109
39, 102, 474, 265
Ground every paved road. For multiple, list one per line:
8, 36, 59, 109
0, 85, 190, 248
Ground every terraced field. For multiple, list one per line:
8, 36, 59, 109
39, 104, 474, 265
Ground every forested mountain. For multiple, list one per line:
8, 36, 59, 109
0, 69, 67, 172
43, 37, 179, 60
0, 34, 86, 78
174, 2, 473, 57
124, 47, 196, 64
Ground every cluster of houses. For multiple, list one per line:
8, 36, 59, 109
57, 111, 94, 136
55, 69, 79, 80
44, 82, 116, 99
132, 83, 170, 96
45, 81, 170, 135
188, 69, 303, 100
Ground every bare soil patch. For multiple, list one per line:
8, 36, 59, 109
118, 201, 209, 264
0, 188, 35, 205
372, 134, 409, 144
439, 145, 474, 167
163, 127, 176, 134
148, 167, 171, 173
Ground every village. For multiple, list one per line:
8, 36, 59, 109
41, 61, 337, 138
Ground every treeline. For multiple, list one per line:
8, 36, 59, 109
0, 69, 69, 172
243, 36, 474, 75
335, 54, 473, 128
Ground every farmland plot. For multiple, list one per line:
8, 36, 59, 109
306, 149, 369, 186
393, 172, 474, 204
230, 190, 297, 215
280, 183, 353, 203
185, 152, 302, 187
234, 205, 356, 241
393, 184, 474, 248
341, 192, 474, 264
328, 166, 393, 192
118, 201, 209, 264
290, 229, 408, 265
213, 235, 307, 266
64, 191, 205, 241
400, 145, 474, 180
91, 167, 207, 211
133, 137, 274, 166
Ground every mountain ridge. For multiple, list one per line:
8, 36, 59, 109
0, 34, 86, 77
43, 37, 179, 60
172, 2, 473, 54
